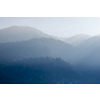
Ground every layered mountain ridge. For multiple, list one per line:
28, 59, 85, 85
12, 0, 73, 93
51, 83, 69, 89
0, 26, 50, 43
1, 26, 100, 83
0, 26, 100, 67
0, 26, 91, 46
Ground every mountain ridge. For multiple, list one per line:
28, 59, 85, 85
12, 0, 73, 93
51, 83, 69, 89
0, 26, 92, 46
0, 26, 51, 43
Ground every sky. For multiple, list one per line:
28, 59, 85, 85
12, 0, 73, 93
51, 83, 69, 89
0, 17, 100, 37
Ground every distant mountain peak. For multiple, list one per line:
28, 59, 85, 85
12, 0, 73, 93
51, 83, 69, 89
0, 26, 50, 43
64, 34, 91, 46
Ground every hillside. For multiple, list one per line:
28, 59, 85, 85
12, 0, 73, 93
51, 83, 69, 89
67, 35, 100, 67
0, 26, 51, 43
0, 38, 73, 61
0, 57, 80, 84
0, 57, 100, 84
1, 26, 100, 84
64, 34, 91, 46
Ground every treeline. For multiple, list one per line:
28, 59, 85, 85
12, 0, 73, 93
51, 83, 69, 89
0, 57, 100, 84
0, 57, 81, 84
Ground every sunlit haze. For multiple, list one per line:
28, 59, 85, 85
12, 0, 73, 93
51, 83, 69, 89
0, 17, 100, 37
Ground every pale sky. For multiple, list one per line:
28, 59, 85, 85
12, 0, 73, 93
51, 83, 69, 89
0, 17, 100, 37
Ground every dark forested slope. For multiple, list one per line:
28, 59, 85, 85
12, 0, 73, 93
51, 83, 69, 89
0, 57, 99, 84
0, 57, 80, 84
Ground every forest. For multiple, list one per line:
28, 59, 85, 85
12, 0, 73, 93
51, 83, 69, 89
0, 57, 100, 84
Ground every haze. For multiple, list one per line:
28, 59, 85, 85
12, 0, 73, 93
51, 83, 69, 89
0, 17, 100, 37
1, 17, 100, 84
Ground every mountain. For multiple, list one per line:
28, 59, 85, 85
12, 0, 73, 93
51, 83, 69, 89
0, 57, 100, 84
0, 57, 82, 84
1, 26, 100, 84
0, 26, 91, 46
67, 35, 100, 67
0, 38, 73, 61
0, 26, 51, 43
64, 34, 91, 46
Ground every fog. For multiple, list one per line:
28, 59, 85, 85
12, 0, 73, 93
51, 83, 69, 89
1, 18, 100, 84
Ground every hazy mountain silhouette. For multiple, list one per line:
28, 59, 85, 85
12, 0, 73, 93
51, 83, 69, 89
0, 26, 91, 46
64, 34, 91, 46
0, 26, 51, 43
1, 26, 99, 67
1, 26, 100, 84
0, 38, 73, 61
67, 35, 100, 67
